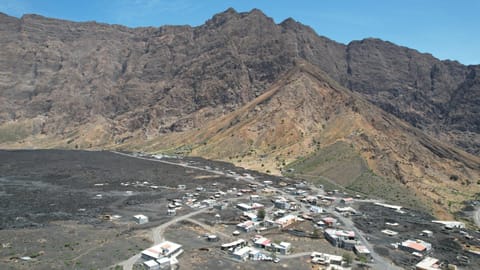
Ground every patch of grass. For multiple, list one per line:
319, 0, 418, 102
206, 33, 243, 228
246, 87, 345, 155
347, 171, 426, 211
285, 141, 426, 211
0, 121, 33, 143
284, 141, 367, 186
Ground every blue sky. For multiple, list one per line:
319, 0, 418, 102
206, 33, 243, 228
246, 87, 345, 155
1, 0, 478, 65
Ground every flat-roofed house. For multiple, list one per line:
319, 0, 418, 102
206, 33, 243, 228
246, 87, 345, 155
416, 256, 440, 270
400, 239, 432, 254
141, 241, 183, 260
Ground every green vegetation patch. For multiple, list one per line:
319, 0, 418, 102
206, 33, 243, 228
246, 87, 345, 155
285, 141, 367, 186
285, 141, 426, 211
0, 121, 33, 144
347, 171, 426, 211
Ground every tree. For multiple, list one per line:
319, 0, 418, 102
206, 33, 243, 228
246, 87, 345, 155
343, 253, 353, 266
358, 254, 368, 264
257, 208, 266, 220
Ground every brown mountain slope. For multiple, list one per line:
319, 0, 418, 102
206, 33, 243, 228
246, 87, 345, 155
130, 62, 480, 218
0, 9, 478, 154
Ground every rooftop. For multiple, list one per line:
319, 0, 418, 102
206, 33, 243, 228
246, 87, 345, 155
402, 239, 431, 252
311, 252, 343, 262
237, 220, 256, 227
254, 237, 271, 246
142, 241, 182, 259
144, 260, 159, 267
233, 246, 251, 256
325, 228, 355, 238
221, 239, 245, 248
354, 245, 370, 254
275, 214, 297, 223
322, 217, 337, 222
416, 256, 440, 270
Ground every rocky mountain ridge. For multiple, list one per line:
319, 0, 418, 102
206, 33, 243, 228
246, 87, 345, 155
0, 8, 478, 154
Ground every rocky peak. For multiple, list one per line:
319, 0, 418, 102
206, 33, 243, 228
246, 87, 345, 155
243, 8, 272, 20
204, 7, 275, 29
279, 17, 314, 33
279, 17, 297, 27
204, 7, 241, 27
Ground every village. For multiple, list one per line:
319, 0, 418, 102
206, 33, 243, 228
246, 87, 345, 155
0, 150, 479, 270
110, 152, 480, 270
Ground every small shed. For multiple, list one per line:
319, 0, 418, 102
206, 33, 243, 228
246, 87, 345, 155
207, 235, 219, 242
133, 214, 149, 224
250, 195, 260, 201
421, 230, 433, 237
167, 209, 176, 216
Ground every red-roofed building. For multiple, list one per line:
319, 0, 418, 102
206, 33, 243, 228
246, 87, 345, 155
254, 237, 272, 249
322, 217, 337, 227
400, 239, 432, 254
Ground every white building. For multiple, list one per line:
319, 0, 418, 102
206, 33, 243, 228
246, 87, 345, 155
432, 220, 465, 229
237, 203, 253, 211
141, 241, 183, 260
133, 214, 149, 224
311, 252, 343, 266
167, 209, 176, 216
250, 195, 260, 201
335, 206, 357, 214
374, 202, 405, 213
232, 246, 251, 261
272, 242, 291, 255
310, 206, 324, 213
353, 245, 371, 258
221, 239, 246, 250
201, 199, 217, 207
143, 260, 159, 270
243, 212, 258, 221
415, 256, 440, 270
157, 257, 171, 268
421, 230, 433, 237
324, 229, 356, 248
275, 214, 297, 228
236, 220, 257, 232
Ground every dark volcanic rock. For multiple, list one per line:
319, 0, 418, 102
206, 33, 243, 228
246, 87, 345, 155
0, 9, 478, 153
345, 39, 479, 153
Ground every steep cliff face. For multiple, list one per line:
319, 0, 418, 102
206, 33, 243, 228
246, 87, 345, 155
0, 9, 478, 154
345, 39, 480, 154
